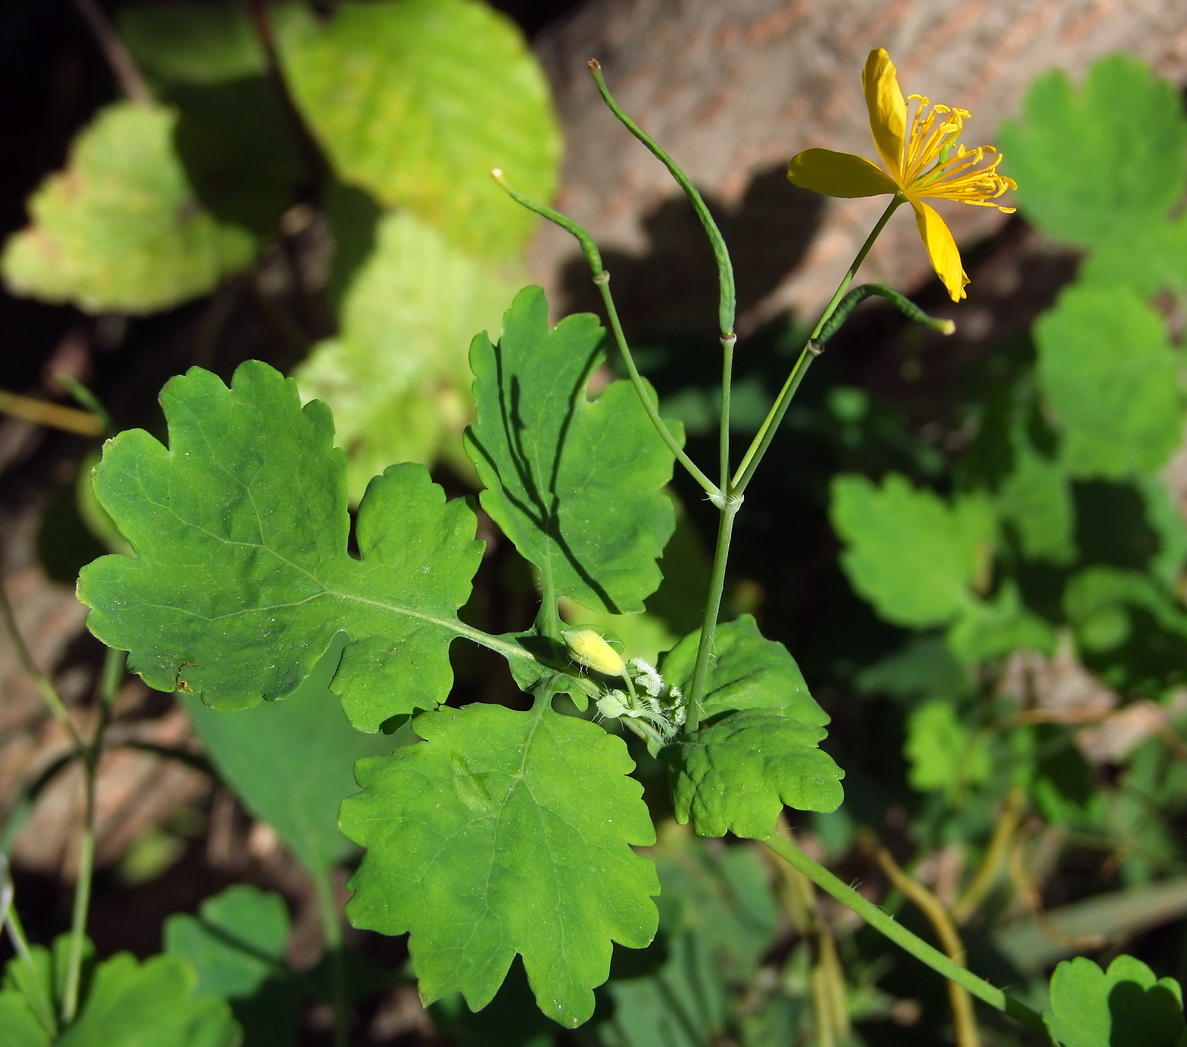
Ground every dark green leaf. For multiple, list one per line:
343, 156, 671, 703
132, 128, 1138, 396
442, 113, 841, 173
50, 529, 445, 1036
997, 435, 1076, 564
278, 0, 559, 259
999, 56, 1187, 247
165, 885, 301, 1047
1036, 284, 1184, 479
77, 361, 486, 731
1044, 954, 1184, 1047
465, 286, 680, 614
665, 712, 844, 839
181, 633, 397, 877
660, 615, 827, 726
2, 102, 257, 313
164, 885, 289, 1000
830, 473, 994, 628
340, 700, 659, 1027
119, 1, 269, 85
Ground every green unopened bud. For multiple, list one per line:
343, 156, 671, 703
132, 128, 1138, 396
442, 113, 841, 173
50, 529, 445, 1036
562, 628, 626, 677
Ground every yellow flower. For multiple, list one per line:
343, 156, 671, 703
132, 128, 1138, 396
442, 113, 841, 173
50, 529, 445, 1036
787, 48, 1016, 301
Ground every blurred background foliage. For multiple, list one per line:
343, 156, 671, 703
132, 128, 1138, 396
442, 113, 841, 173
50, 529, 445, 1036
1, 1, 1187, 1045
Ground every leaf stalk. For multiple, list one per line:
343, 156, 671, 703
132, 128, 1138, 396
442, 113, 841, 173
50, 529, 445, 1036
491, 170, 722, 506
762, 831, 1046, 1033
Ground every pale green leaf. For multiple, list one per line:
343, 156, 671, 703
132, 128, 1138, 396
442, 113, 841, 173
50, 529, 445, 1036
278, 0, 559, 259
1063, 567, 1187, 653
340, 701, 659, 1028
665, 712, 845, 839
830, 473, 995, 628
659, 615, 827, 726
2, 102, 256, 313
296, 208, 520, 501
1036, 284, 1184, 479
945, 581, 1056, 664
465, 286, 680, 614
77, 361, 486, 732
1044, 954, 1184, 1047
999, 56, 1187, 247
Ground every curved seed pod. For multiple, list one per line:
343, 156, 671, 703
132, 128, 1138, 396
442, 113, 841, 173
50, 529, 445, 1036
816, 283, 956, 347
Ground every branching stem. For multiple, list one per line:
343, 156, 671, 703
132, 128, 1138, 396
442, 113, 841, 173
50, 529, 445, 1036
733, 194, 904, 494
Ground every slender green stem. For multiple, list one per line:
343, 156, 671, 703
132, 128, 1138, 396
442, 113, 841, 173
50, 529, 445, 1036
732, 194, 905, 494
5, 902, 57, 1035
587, 60, 735, 339
592, 273, 722, 504
537, 575, 561, 640
762, 832, 1046, 1033
62, 647, 121, 1025
808, 195, 906, 343
60, 766, 95, 1024
719, 335, 735, 491
685, 501, 740, 727
491, 171, 723, 506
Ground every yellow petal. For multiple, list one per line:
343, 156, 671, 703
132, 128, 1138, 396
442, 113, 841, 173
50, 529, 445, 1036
862, 49, 907, 181
787, 149, 897, 198
911, 200, 969, 301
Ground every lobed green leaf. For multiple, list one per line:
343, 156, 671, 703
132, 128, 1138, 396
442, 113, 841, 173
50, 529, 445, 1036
465, 286, 680, 614
830, 473, 994, 628
665, 712, 844, 840
165, 885, 289, 1001
77, 361, 484, 731
166, 885, 301, 1047
903, 700, 992, 799
340, 700, 659, 1028
1036, 284, 1184, 479
0, 943, 238, 1047
1044, 954, 1185, 1047
660, 615, 827, 726
999, 55, 1187, 248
